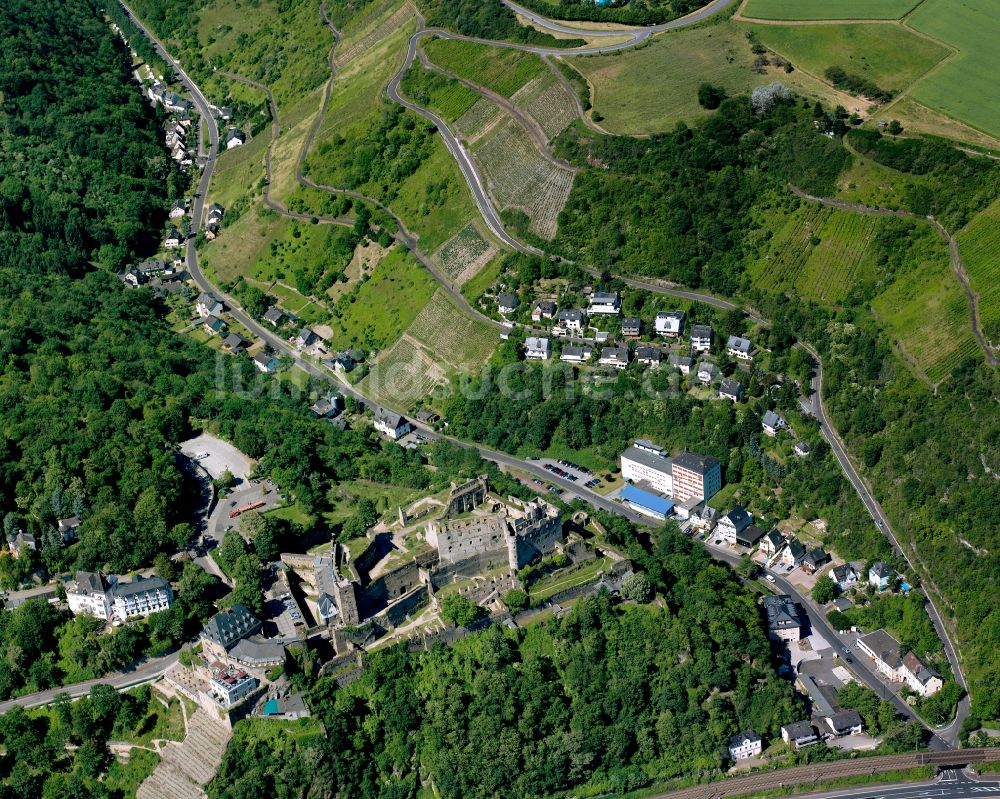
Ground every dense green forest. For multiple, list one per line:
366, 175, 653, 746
420, 0, 584, 47
551, 96, 848, 295
508, 0, 703, 25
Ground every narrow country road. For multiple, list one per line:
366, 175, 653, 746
117, 0, 969, 745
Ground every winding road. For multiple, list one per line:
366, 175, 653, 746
114, 0, 971, 747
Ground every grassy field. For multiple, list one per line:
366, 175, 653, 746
568, 20, 857, 134
106, 748, 161, 799
327, 246, 437, 351
473, 117, 575, 240
956, 197, 1000, 345
423, 38, 546, 98
327, 479, 425, 525
872, 257, 982, 384
869, 96, 1000, 152
905, 0, 1000, 140
200, 205, 286, 286
749, 23, 948, 92
434, 222, 499, 285
208, 128, 269, 210
740, 0, 919, 20
513, 72, 578, 142
407, 289, 499, 370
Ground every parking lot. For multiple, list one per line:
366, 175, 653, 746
534, 458, 604, 490
264, 572, 310, 640
207, 479, 282, 537
179, 433, 254, 480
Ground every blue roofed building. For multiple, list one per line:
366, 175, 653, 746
621, 485, 674, 520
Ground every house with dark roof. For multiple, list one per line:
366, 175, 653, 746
263, 306, 284, 327
760, 528, 784, 557
524, 336, 551, 360
801, 547, 830, 574
762, 409, 785, 437
832, 563, 861, 591
310, 395, 342, 418
588, 291, 621, 315
901, 651, 943, 697
111, 574, 173, 620
794, 440, 811, 457
726, 335, 754, 361
869, 561, 894, 591
696, 361, 718, 384
221, 333, 248, 353
719, 378, 743, 402
556, 309, 585, 334
224, 128, 246, 149
228, 637, 285, 669
561, 345, 593, 363
164, 228, 183, 248
200, 604, 262, 661
599, 345, 629, 370
690, 324, 713, 352
253, 353, 279, 374
735, 523, 766, 549
636, 345, 661, 367
824, 710, 863, 737
668, 354, 693, 374
781, 721, 819, 749
196, 292, 223, 318
728, 731, 762, 761
762, 594, 803, 641
374, 408, 411, 440
531, 300, 557, 321
203, 315, 226, 336
497, 294, 520, 315
716, 505, 752, 545
621, 317, 641, 337
57, 517, 80, 541
778, 539, 806, 567
858, 629, 903, 679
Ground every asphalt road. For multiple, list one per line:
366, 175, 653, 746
762, 771, 1000, 799
0, 651, 180, 714
118, 0, 969, 745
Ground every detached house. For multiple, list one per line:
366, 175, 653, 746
532, 300, 557, 322
207, 203, 225, 225
169, 199, 188, 219
636, 346, 661, 367
716, 505, 752, 545
728, 731, 762, 761
697, 362, 718, 384
781, 721, 819, 749
561, 345, 592, 363
719, 378, 743, 402
599, 345, 629, 370
524, 337, 551, 360
196, 292, 223, 318
824, 711, 863, 737
164, 228, 183, 248
831, 563, 861, 591
726, 335, 754, 361
668, 354, 693, 375
762, 410, 785, 437
778, 539, 806, 567
374, 408, 411, 440
869, 561, 894, 591
253, 353, 280, 374
759, 528, 784, 557
794, 441, 812, 457
263, 307, 284, 327
556, 309, 585, 334
203, 315, 226, 336
621, 317, 641, 337
655, 310, 685, 338
588, 291, 621, 315
801, 547, 830, 574
224, 128, 246, 149
690, 324, 713, 352
497, 294, 520, 315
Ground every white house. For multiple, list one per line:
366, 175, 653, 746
869, 561, 894, 591
762, 410, 785, 437
524, 337, 551, 360
588, 291, 621, 315
668, 354, 693, 375
169, 200, 188, 219
111, 574, 174, 620
532, 300, 557, 321
719, 378, 743, 402
225, 128, 246, 149
196, 292, 223, 318
66, 572, 113, 619
824, 711, 863, 737
728, 731, 762, 761
253, 353, 279, 373
857, 629, 943, 697
690, 324, 713, 352
759, 529, 784, 557
726, 335, 754, 361
794, 441, 811, 457
560, 345, 592, 363
696, 361, 718, 384
599, 345, 629, 370
636, 346, 661, 367
374, 408, 411, 440
716, 505, 752, 545
164, 228, 183, 249
831, 563, 860, 591
655, 310, 685, 338
556, 309, 585, 334
209, 667, 258, 708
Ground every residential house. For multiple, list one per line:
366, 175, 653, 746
621, 317, 641, 338
224, 128, 246, 149
209, 667, 258, 708
263, 306, 284, 327
203, 315, 226, 336
207, 203, 225, 225
124, 268, 145, 288
655, 310, 685, 338
736, 524, 766, 549
794, 441, 812, 457
824, 710, 863, 737
690, 324, 713, 352
719, 378, 743, 402
205, 222, 221, 240
219, 105, 233, 121
716, 505, 752, 545
560, 345, 593, 363
295, 327, 317, 350
831, 563, 861, 591
57, 517, 80, 542
329, 351, 356, 372
902, 651, 944, 697
778, 539, 806, 567
66, 572, 112, 619
689, 505, 719, 533
728, 731, 762, 761
588, 291, 621, 315
415, 410, 439, 424
169, 199, 188, 219
200, 604, 263, 662
762, 410, 785, 437
696, 361, 718, 384
310, 395, 342, 418
781, 721, 819, 749
221, 333, 248, 353
759, 529, 784, 558
869, 561, 894, 591
164, 228, 183, 248
801, 547, 830, 574
531, 300, 557, 321
374, 408, 411, 440
636, 346, 661, 367
599, 345, 629, 370
668, 354, 693, 375
196, 292, 223, 318
497, 294, 520, 315
556, 309, 585, 334
253, 353, 280, 373
857, 630, 942, 696
524, 337, 551, 360
726, 335, 754, 361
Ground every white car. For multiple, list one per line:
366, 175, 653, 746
765, 574, 776, 583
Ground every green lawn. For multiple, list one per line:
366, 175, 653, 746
422, 38, 546, 98
741, 0, 919, 20
529, 556, 612, 603
906, 0, 1000, 140
749, 23, 948, 92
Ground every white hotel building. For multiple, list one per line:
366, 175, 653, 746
620, 440, 674, 494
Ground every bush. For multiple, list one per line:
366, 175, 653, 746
502, 589, 529, 611
697, 83, 727, 110
812, 575, 837, 605
440, 594, 484, 627
621, 571, 653, 602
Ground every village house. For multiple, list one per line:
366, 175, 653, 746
728, 731, 762, 761
759, 528, 784, 558
697, 361, 718, 384
689, 505, 719, 533
253, 353, 280, 373
801, 547, 830, 574
374, 408, 412, 440
857, 629, 944, 697
310, 395, 342, 418
716, 505, 752, 545
869, 561, 894, 591
196, 292, 224, 318
636, 346, 661, 367
164, 228, 183, 249
224, 128, 246, 149
726, 335, 754, 361
57, 517, 80, 542
207, 203, 225, 225
531, 300, 557, 321
621, 317, 641, 338
736, 524, 766, 549
295, 327, 317, 350
560, 345, 592, 363
655, 310, 685, 338
524, 336, 551, 360
831, 563, 861, 591
599, 345, 629, 370
221, 333, 248, 353
205, 222, 221, 240
169, 199, 188, 219
719, 378, 743, 402
203, 315, 226, 336
690, 324, 713, 352
588, 291, 621, 315
497, 294, 520, 315
263, 306, 284, 327
778, 539, 806, 567
415, 409, 439, 424
824, 710, 864, 737
556, 309, 585, 334
762, 409, 785, 437
794, 441, 812, 457
668, 354, 693, 375
781, 721, 819, 749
